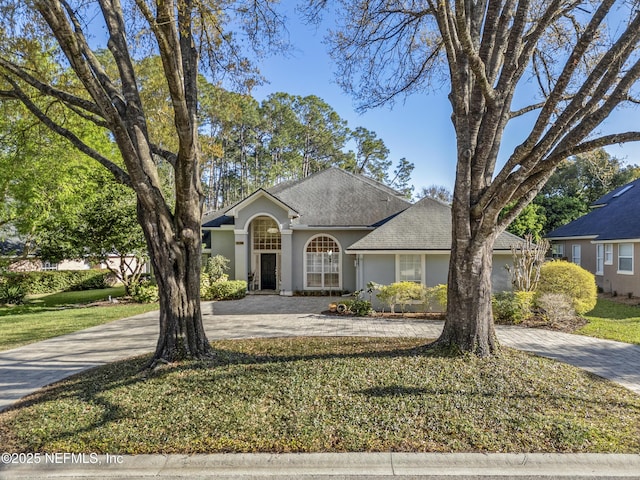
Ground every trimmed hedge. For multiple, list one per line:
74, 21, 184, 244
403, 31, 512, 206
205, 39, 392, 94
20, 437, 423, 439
2, 270, 111, 295
202, 280, 247, 301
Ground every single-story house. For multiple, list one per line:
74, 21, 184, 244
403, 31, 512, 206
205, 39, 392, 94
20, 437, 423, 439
202, 167, 519, 298
546, 178, 640, 297
1, 226, 146, 276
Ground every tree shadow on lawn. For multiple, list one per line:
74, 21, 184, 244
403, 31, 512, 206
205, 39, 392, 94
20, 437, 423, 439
4, 337, 639, 451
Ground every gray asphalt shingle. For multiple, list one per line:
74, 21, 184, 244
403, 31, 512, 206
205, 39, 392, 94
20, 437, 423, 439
203, 168, 411, 228
347, 197, 522, 251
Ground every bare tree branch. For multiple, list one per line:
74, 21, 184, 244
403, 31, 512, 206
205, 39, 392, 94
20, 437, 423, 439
0, 56, 103, 118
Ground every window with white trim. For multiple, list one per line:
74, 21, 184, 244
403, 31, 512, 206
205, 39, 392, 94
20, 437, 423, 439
551, 243, 564, 259
252, 217, 281, 251
596, 244, 604, 275
618, 243, 634, 274
305, 236, 340, 289
572, 244, 581, 266
604, 244, 613, 265
41, 261, 58, 271
397, 254, 423, 283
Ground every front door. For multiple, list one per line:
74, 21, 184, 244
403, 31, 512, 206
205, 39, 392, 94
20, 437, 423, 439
260, 253, 277, 290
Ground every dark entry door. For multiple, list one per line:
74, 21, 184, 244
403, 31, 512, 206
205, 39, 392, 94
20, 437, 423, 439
260, 253, 277, 290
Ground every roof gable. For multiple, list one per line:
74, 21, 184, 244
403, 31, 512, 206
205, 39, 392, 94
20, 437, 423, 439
224, 188, 299, 219
202, 168, 411, 229
347, 197, 522, 251
267, 168, 410, 226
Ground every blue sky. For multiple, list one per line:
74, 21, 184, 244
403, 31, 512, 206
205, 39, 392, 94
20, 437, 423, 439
249, 11, 640, 195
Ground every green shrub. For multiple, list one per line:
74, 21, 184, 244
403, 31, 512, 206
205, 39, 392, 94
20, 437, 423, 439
376, 282, 425, 313
536, 261, 597, 315
202, 280, 247, 301
0, 283, 26, 305
130, 280, 159, 303
201, 255, 232, 298
343, 298, 373, 316
492, 291, 535, 324
423, 284, 448, 312
203, 255, 230, 283
3, 270, 110, 294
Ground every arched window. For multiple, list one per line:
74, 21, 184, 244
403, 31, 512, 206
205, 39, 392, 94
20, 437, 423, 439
305, 235, 341, 289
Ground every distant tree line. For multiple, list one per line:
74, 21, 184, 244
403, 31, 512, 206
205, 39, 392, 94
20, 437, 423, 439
199, 88, 414, 211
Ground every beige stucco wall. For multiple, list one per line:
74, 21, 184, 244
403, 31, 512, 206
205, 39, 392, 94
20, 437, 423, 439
600, 242, 640, 297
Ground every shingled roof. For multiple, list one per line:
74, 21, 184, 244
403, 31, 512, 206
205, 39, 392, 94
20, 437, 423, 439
347, 196, 522, 251
203, 168, 411, 228
267, 168, 410, 226
547, 178, 640, 241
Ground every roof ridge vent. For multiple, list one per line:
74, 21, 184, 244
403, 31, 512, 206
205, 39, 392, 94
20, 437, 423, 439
613, 184, 634, 198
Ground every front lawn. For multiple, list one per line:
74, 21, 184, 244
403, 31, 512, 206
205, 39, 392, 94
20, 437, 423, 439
27, 286, 128, 307
580, 299, 640, 345
0, 288, 158, 351
1, 337, 639, 454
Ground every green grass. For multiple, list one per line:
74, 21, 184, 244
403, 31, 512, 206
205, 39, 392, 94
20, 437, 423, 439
0, 287, 158, 351
1, 337, 639, 454
27, 286, 128, 307
580, 299, 640, 344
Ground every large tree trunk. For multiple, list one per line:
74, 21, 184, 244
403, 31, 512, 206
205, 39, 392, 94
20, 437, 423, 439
137, 194, 212, 365
436, 231, 498, 356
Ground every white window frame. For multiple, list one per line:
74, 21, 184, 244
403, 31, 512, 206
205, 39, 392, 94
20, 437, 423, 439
618, 243, 634, 275
596, 244, 604, 275
572, 244, 581, 266
604, 244, 613, 265
304, 235, 342, 290
551, 243, 564, 259
395, 254, 424, 283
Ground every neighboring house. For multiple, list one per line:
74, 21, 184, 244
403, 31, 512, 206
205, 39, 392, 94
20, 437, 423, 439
1, 227, 143, 277
546, 178, 640, 297
202, 167, 519, 298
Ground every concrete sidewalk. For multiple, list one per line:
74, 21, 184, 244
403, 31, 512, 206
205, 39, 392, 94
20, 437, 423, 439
1, 295, 640, 413
2, 452, 640, 479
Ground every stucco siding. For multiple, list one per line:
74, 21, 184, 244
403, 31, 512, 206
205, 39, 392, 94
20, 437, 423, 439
208, 230, 236, 279
602, 242, 640, 297
291, 229, 370, 292
235, 197, 292, 232
358, 252, 513, 292
362, 254, 396, 288
492, 254, 514, 292
425, 255, 449, 286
